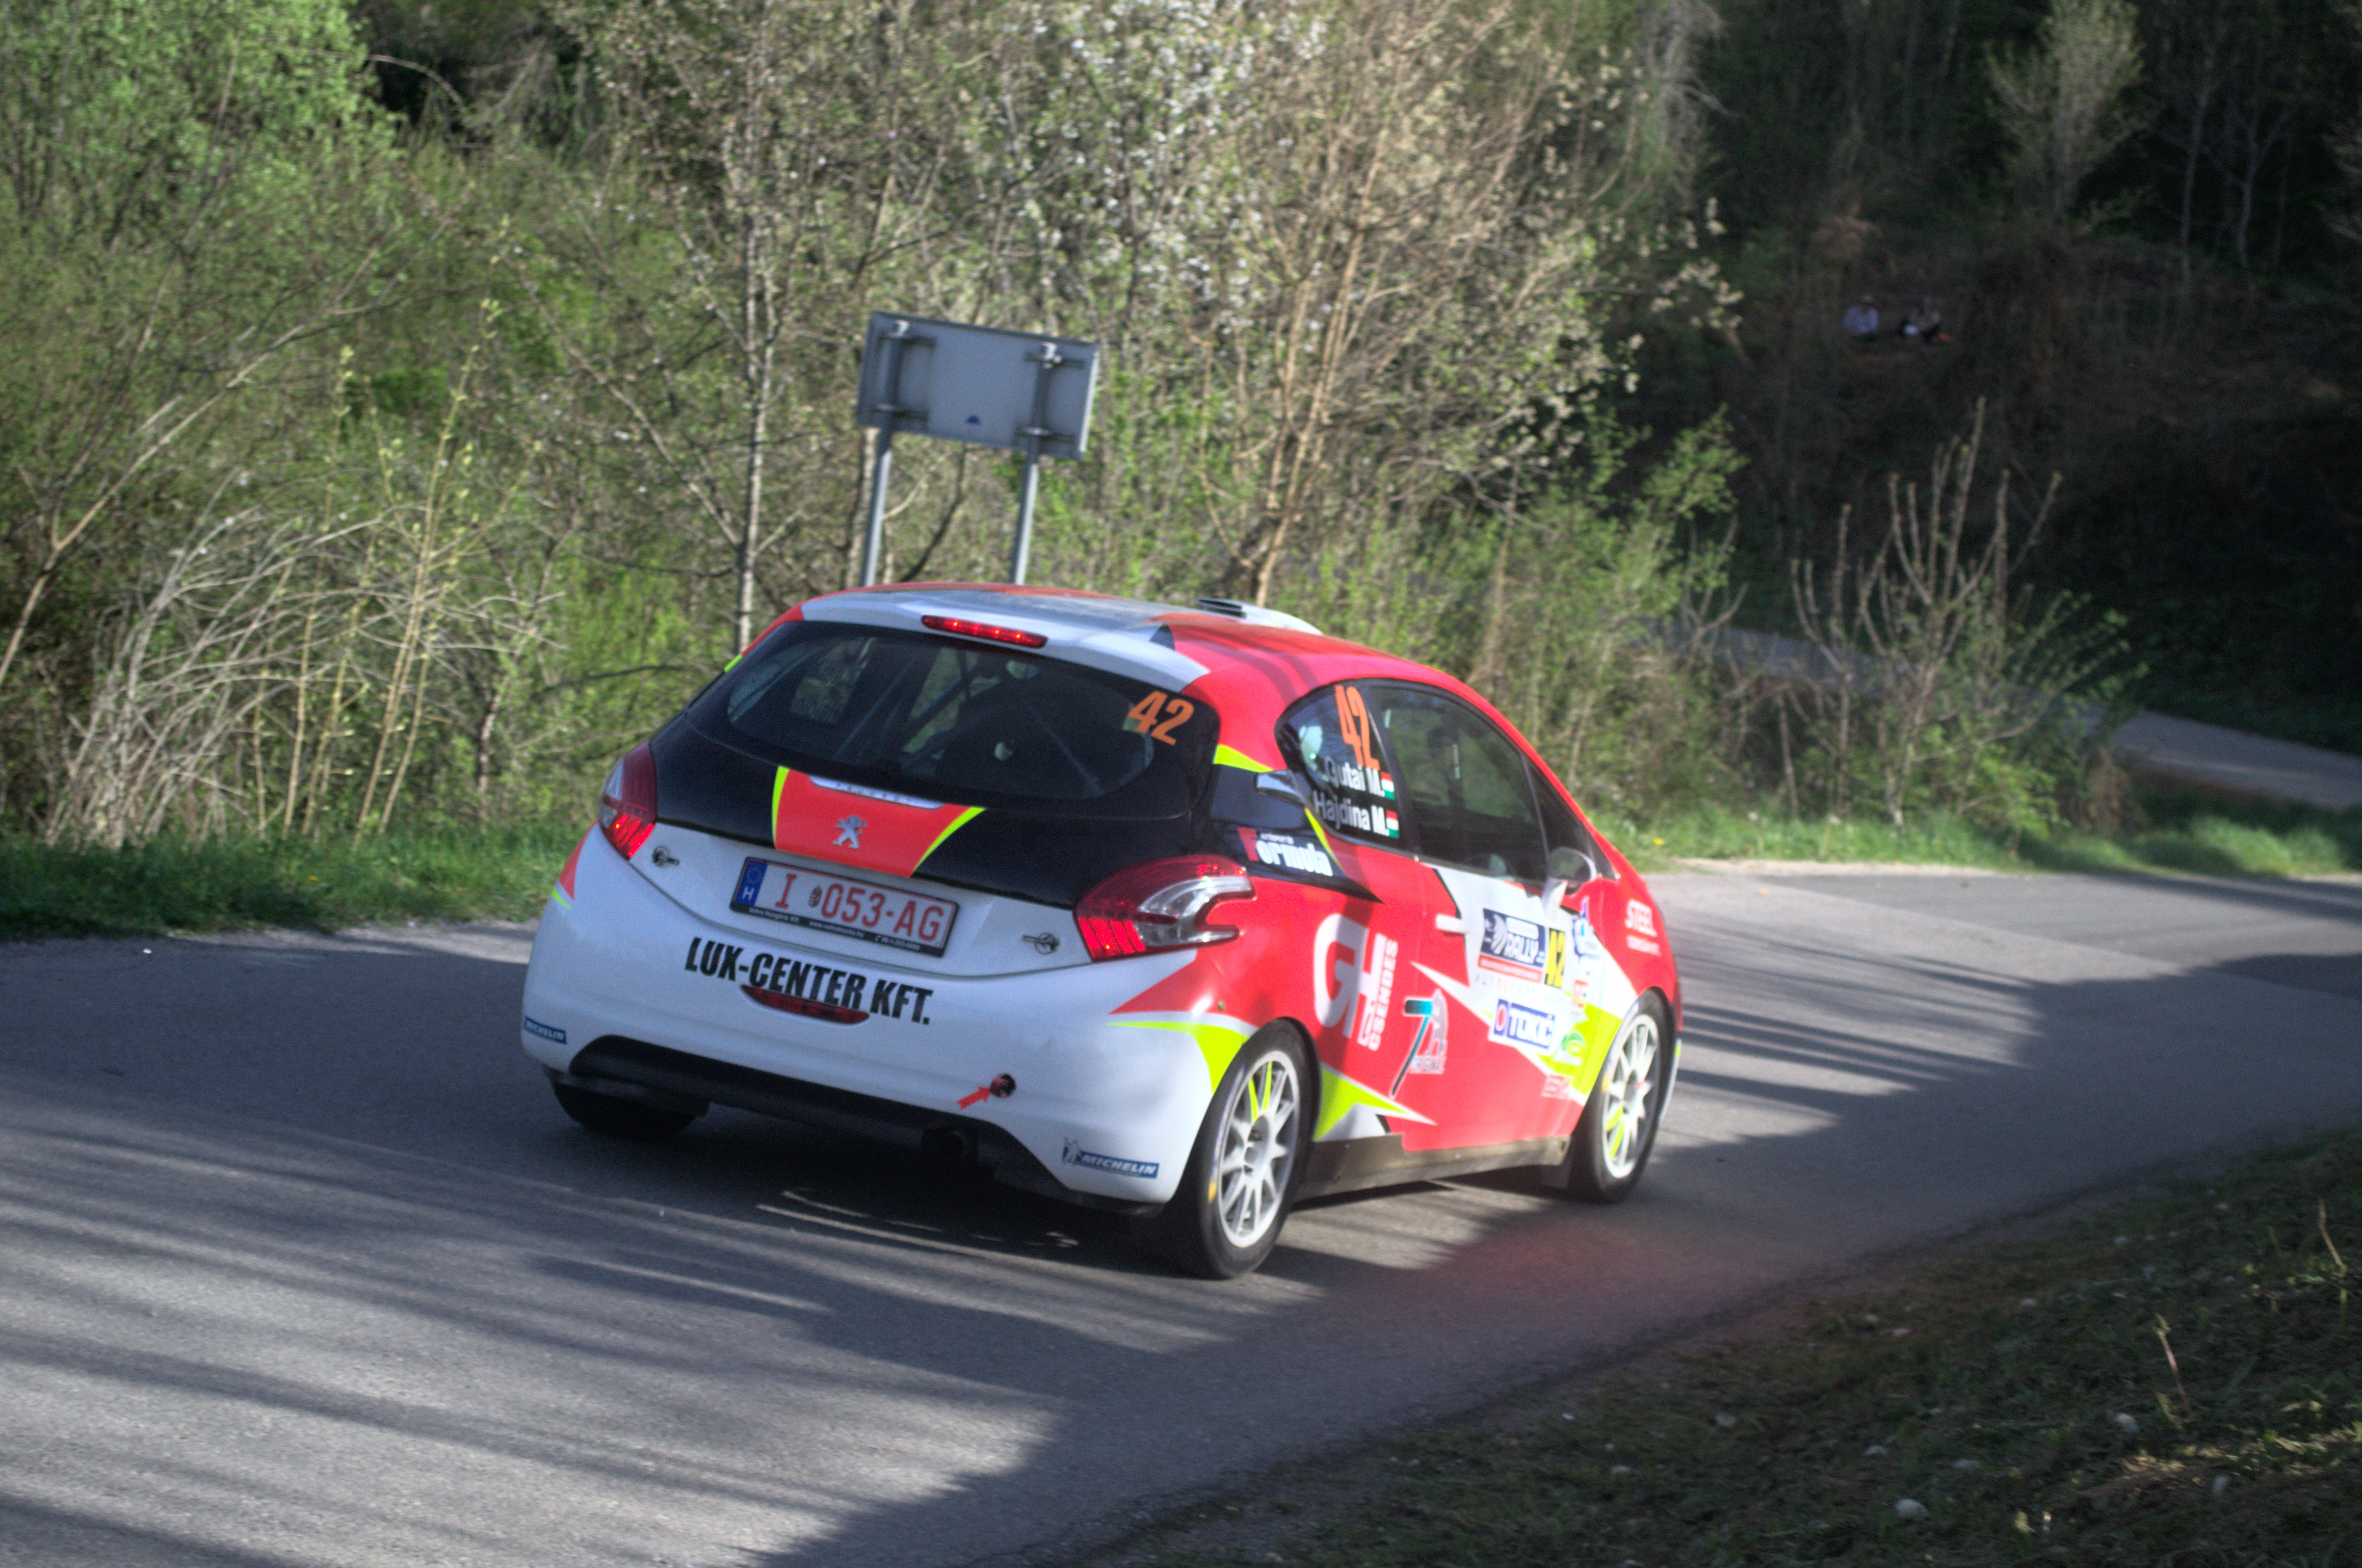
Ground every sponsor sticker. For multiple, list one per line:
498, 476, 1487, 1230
1625, 900, 1658, 937
1396, 992, 1448, 1086
522, 1015, 566, 1046
1625, 934, 1662, 955
1352, 932, 1399, 1052
683, 936, 934, 1024
1479, 909, 1547, 981
1490, 998, 1559, 1050
1061, 1140, 1158, 1179
1242, 828, 1336, 879
1539, 1073, 1577, 1099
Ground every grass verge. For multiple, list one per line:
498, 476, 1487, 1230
1101, 1128, 2362, 1567
0, 821, 585, 940
3, 786, 2353, 943
1606, 790, 2362, 878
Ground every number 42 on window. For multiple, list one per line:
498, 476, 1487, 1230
1122, 691, 1195, 744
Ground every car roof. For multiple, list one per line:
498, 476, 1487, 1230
790, 582, 1428, 682
762, 581, 1610, 849
776, 582, 1526, 775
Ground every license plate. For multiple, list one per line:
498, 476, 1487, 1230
730, 858, 958, 957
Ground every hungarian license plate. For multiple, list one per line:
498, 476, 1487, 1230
730, 858, 958, 957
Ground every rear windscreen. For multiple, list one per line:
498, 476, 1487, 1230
699, 622, 1215, 817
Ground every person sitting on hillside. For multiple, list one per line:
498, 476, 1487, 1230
1898, 296, 1947, 343
1842, 297, 1880, 341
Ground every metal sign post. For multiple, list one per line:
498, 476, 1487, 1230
853, 312, 1099, 586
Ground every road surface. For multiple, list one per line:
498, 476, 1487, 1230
2, 868, 2358, 1566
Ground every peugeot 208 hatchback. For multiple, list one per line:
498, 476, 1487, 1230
520, 585, 1681, 1277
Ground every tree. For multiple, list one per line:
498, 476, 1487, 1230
0, 0, 408, 704
1987, 0, 2147, 227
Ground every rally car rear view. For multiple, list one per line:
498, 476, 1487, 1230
519, 584, 1681, 1277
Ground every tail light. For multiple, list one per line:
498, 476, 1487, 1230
921, 614, 1048, 648
597, 743, 658, 860
1074, 856, 1254, 960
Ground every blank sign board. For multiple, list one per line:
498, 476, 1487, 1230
854, 312, 1099, 459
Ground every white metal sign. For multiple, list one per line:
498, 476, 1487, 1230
855, 314, 1098, 458
854, 313, 1101, 586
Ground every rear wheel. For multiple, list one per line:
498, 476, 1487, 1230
1556, 999, 1669, 1203
1134, 1026, 1310, 1278
552, 1080, 696, 1142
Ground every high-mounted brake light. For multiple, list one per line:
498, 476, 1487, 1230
1074, 856, 1254, 960
921, 614, 1047, 649
597, 742, 658, 860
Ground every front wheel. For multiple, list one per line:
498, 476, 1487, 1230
1555, 999, 1669, 1203
1133, 1026, 1311, 1279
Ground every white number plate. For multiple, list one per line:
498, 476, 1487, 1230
730, 858, 958, 957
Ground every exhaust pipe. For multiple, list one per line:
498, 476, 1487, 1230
921, 1124, 978, 1163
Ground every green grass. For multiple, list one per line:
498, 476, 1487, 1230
1104, 1128, 2362, 1567
4, 783, 2353, 944
0, 821, 586, 940
1604, 790, 2362, 879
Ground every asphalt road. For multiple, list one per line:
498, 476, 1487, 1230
3, 869, 2359, 1567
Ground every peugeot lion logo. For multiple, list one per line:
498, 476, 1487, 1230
833, 815, 866, 848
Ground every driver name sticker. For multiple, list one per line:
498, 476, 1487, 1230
1314, 792, 1400, 839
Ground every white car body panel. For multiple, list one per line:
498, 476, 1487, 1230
522, 828, 1211, 1203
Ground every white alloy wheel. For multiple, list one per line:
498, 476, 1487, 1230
1595, 1007, 1661, 1181
1556, 999, 1669, 1204
1213, 1048, 1301, 1248
1134, 1028, 1311, 1278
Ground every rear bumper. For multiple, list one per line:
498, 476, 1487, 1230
520, 831, 1211, 1206
547, 1041, 1154, 1213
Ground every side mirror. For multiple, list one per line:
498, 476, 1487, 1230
1541, 844, 1599, 911
1254, 770, 1314, 812
1208, 766, 1318, 830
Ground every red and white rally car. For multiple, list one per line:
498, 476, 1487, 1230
521, 585, 1680, 1277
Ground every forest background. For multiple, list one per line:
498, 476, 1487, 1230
3, 0, 2357, 856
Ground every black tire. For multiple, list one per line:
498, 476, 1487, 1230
1556, 998, 1670, 1204
552, 1080, 696, 1142
1133, 1025, 1313, 1279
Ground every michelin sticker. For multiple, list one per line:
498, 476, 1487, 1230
1062, 1140, 1158, 1179
523, 1015, 567, 1046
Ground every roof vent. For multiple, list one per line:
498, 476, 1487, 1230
1195, 597, 1322, 635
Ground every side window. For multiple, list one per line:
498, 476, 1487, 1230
1280, 685, 1407, 848
1364, 685, 1547, 884
1528, 760, 1606, 879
